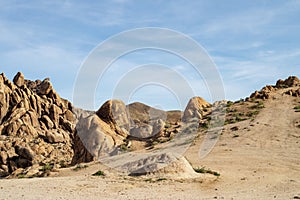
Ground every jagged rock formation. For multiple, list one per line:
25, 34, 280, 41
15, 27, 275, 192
276, 76, 300, 88
182, 97, 210, 122
249, 76, 300, 100
0, 72, 76, 177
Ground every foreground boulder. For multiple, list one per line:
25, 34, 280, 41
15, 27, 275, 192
72, 111, 125, 164
114, 152, 198, 178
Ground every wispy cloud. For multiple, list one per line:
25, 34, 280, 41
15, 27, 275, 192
0, 0, 299, 110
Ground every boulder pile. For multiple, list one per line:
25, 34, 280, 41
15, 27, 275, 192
0, 72, 76, 177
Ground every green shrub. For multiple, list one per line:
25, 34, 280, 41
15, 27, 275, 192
156, 178, 167, 181
226, 101, 234, 107
17, 174, 26, 179
294, 105, 300, 112
92, 170, 105, 176
194, 167, 206, 173
194, 167, 220, 177
40, 163, 54, 172
250, 101, 264, 109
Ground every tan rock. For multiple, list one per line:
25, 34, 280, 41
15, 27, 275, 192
276, 76, 300, 88
130, 124, 153, 138
13, 72, 25, 87
41, 115, 54, 129
182, 97, 210, 122
152, 119, 165, 136
49, 104, 62, 128
96, 99, 130, 137
0, 151, 8, 164
15, 145, 35, 161
72, 114, 124, 164
45, 131, 65, 143
37, 79, 53, 95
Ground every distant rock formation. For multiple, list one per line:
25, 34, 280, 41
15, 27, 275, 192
249, 76, 300, 100
182, 97, 210, 122
276, 76, 300, 88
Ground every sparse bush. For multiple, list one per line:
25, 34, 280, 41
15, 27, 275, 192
194, 167, 206, 173
194, 167, 220, 177
199, 122, 209, 129
40, 163, 54, 172
119, 144, 130, 152
73, 164, 88, 171
92, 170, 105, 176
164, 124, 171, 129
156, 178, 167, 181
294, 106, 300, 112
226, 101, 234, 107
235, 116, 246, 122
250, 101, 264, 110
246, 110, 259, 117
17, 174, 25, 179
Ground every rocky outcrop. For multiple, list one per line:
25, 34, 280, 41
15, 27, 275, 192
249, 76, 300, 100
250, 85, 275, 100
285, 88, 300, 97
0, 72, 76, 178
276, 76, 300, 88
182, 97, 210, 122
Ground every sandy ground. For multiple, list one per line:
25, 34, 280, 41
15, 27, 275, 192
0, 90, 300, 200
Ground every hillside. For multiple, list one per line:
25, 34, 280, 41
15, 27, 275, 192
0, 73, 299, 199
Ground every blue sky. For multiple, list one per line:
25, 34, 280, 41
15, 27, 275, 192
0, 0, 299, 110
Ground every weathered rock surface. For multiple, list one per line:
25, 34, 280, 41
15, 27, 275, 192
276, 76, 300, 88
96, 100, 130, 137
72, 112, 125, 164
0, 72, 77, 177
182, 97, 210, 122
250, 76, 300, 100
117, 152, 198, 178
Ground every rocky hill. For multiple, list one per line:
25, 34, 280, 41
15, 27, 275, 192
0, 72, 76, 177
0, 72, 299, 179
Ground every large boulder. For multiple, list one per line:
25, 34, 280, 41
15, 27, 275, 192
36, 78, 53, 95
72, 113, 125, 164
130, 124, 153, 138
182, 97, 210, 122
96, 99, 130, 137
13, 72, 25, 88
117, 152, 198, 178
